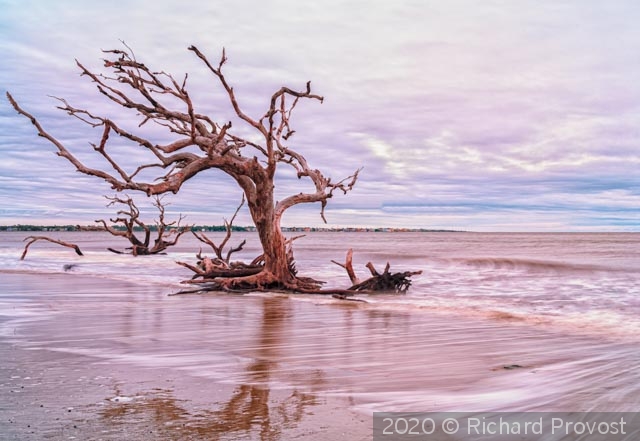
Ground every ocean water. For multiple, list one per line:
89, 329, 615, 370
2, 231, 639, 341
1, 231, 640, 420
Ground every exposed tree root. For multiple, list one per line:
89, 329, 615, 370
176, 260, 264, 279
332, 249, 422, 293
172, 248, 421, 296
197, 271, 325, 293
347, 263, 422, 293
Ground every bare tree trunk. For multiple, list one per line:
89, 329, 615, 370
246, 183, 298, 287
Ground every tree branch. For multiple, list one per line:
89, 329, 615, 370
192, 195, 246, 263
21, 236, 84, 260
331, 248, 360, 285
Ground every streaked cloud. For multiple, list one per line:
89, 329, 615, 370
1, 0, 638, 231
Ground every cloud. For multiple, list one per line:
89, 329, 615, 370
1, 0, 639, 231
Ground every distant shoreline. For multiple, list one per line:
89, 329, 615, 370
0, 224, 463, 233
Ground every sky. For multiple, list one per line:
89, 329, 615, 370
1, 0, 639, 231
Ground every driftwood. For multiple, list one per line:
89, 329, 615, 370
21, 236, 84, 260
176, 238, 303, 288
332, 248, 422, 293
173, 246, 420, 296
177, 260, 263, 279
331, 248, 359, 285
349, 263, 422, 293
87, 195, 192, 256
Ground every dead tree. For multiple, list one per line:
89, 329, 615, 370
8, 43, 420, 292
21, 236, 84, 260
91, 194, 191, 255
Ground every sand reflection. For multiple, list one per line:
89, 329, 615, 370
99, 297, 318, 440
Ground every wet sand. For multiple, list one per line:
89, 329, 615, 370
1, 272, 639, 439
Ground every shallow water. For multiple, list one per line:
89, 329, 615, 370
1, 231, 640, 439
2, 231, 639, 339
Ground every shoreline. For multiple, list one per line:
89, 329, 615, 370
1, 272, 639, 439
1, 272, 373, 440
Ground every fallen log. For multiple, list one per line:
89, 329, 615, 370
176, 257, 263, 279
178, 265, 264, 280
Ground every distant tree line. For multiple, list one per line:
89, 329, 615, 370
0, 225, 252, 232
1, 225, 459, 233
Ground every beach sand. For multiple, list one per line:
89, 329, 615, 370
1, 272, 637, 440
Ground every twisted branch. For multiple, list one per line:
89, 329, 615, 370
21, 236, 84, 260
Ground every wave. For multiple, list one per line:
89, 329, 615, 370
0, 248, 188, 288
304, 294, 640, 342
444, 257, 620, 274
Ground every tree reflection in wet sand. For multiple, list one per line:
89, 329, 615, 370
98, 298, 320, 440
